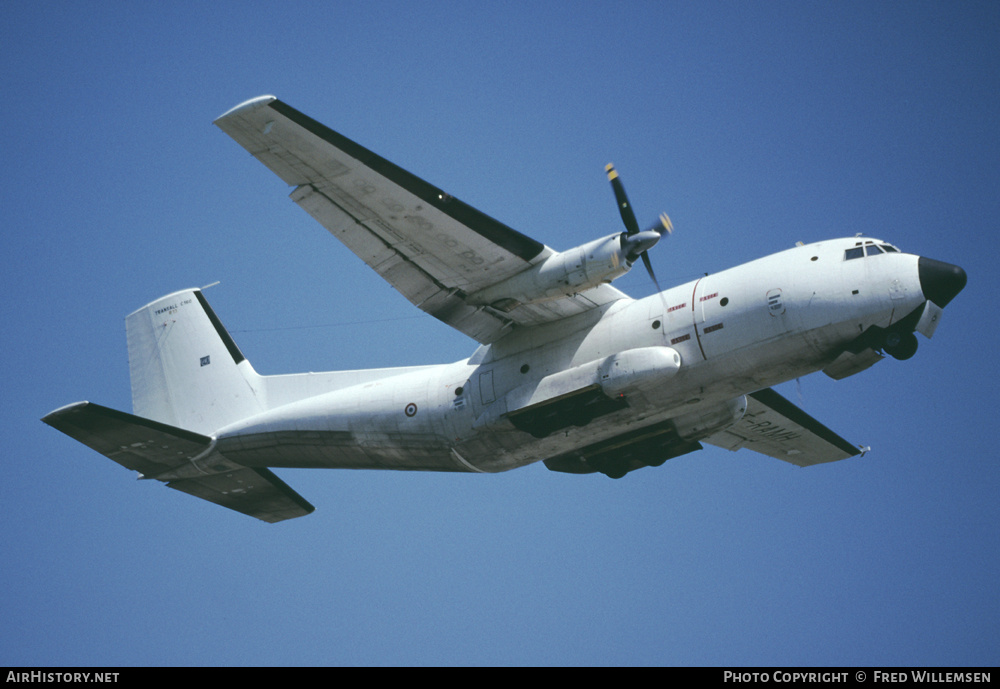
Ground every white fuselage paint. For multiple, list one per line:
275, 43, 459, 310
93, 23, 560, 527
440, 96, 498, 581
215, 238, 925, 473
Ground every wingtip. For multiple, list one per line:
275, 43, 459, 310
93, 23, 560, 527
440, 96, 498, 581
213, 95, 278, 124
41, 401, 91, 424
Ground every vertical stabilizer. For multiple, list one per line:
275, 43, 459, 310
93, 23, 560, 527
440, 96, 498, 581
126, 289, 264, 435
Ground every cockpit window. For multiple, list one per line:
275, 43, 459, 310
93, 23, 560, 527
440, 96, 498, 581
845, 240, 902, 261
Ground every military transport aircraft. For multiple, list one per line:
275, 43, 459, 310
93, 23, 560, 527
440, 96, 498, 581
42, 96, 967, 523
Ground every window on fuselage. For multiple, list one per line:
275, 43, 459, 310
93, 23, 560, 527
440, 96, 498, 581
845, 247, 864, 260
865, 244, 884, 256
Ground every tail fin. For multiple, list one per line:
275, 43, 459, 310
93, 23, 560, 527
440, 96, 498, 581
126, 288, 264, 435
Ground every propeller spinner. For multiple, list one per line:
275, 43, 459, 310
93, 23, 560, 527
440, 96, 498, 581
605, 163, 672, 290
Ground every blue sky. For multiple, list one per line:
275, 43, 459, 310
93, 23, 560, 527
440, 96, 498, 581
3, 1, 998, 666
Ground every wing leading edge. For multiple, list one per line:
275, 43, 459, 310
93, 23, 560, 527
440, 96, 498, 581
214, 96, 627, 343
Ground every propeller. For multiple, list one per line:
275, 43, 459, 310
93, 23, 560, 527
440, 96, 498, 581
605, 163, 672, 291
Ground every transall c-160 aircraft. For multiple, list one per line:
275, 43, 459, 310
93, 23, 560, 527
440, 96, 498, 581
43, 96, 967, 523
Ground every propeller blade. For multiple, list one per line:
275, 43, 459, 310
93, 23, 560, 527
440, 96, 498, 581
648, 212, 673, 236
606, 164, 672, 294
641, 213, 672, 290
605, 163, 640, 235
641, 251, 661, 292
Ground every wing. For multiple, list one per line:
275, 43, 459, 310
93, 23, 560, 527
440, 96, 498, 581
214, 96, 627, 343
42, 402, 314, 523
703, 388, 862, 467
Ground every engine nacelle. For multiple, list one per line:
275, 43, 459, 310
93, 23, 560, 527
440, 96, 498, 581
467, 232, 655, 311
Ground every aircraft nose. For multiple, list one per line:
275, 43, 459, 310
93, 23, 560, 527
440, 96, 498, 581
918, 257, 967, 307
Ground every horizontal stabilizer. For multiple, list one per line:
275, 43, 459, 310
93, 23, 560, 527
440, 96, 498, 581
166, 467, 314, 524
42, 401, 212, 476
703, 388, 861, 467
42, 402, 313, 523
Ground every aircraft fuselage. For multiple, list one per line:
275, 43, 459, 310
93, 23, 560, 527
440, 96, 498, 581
211, 236, 943, 476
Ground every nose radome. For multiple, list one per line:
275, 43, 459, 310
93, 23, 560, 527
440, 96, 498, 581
918, 257, 967, 308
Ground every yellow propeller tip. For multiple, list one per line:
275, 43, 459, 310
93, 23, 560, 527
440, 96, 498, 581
660, 213, 674, 234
